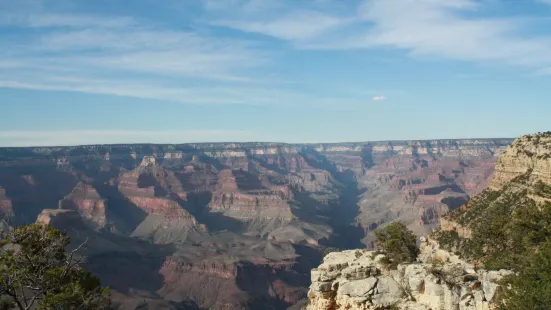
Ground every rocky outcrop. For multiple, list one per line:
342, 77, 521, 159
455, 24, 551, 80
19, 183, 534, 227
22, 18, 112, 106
490, 133, 551, 189
36, 209, 82, 227
59, 183, 106, 229
306, 238, 511, 310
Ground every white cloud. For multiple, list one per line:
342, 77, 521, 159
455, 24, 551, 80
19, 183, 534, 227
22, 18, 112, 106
0, 130, 260, 147
351, 0, 551, 67
205, 0, 551, 71
2, 15, 264, 79
0, 8, 279, 105
372, 95, 386, 101
0, 73, 373, 108
212, 11, 350, 41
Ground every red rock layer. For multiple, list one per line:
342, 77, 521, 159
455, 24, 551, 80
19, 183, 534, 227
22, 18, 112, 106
209, 169, 293, 222
158, 257, 304, 308
59, 183, 107, 229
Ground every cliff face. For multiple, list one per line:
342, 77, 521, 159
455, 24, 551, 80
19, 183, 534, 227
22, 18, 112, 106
306, 238, 511, 310
0, 138, 512, 309
355, 142, 506, 242
490, 133, 551, 189
440, 132, 551, 241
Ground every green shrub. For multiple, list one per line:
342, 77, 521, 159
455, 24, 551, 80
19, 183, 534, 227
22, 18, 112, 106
374, 222, 419, 269
433, 170, 551, 308
499, 241, 551, 310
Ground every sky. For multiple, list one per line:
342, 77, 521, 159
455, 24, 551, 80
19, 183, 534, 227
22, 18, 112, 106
1, 0, 551, 146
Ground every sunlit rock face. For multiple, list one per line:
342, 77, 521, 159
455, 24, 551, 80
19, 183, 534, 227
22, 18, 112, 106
306, 239, 511, 310
59, 182, 107, 229
490, 133, 551, 189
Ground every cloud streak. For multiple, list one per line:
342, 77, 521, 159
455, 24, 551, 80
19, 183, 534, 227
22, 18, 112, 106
0, 7, 280, 105
0, 130, 260, 147
372, 95, 386, 101
206, 0, 551, 71
212, 11, 351, 41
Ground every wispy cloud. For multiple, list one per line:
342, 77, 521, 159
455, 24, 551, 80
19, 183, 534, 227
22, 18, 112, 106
212, 11, 351, 41
352, 0, 551, 68
0, 130, 260, 147
0, 7, 280, 105
33, 28, 266, 78
205, 0, 551, 71
5, 0, 551, 110
0, 4, 374, 107
372, 95, 386, 101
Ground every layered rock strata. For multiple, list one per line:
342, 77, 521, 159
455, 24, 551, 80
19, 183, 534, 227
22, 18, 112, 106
490, 133, 551, 189
59, 182, 107, 229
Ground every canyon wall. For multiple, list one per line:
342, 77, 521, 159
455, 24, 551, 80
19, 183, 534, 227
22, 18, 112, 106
306, 132, 551, 310
490, 134, 551, 189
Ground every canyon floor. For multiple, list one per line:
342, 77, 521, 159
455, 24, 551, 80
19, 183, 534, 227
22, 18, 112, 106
0, 139, 512, 309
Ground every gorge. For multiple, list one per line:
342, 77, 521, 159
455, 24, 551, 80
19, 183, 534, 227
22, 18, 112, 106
0, 139, 513, 309
306, 132, 551, 309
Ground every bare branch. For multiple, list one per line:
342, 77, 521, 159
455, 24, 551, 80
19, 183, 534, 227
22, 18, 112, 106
62, 237, 88, 279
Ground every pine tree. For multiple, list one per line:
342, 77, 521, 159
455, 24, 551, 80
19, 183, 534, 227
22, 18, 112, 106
0, 224, 111, 309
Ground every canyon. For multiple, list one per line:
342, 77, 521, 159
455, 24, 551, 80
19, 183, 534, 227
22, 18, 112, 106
305, 132, 551, 310
0, 139, 512, 309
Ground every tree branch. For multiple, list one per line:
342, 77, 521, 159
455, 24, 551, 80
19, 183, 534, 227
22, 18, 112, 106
62, 238, 88, 279
25, 291, 42, 310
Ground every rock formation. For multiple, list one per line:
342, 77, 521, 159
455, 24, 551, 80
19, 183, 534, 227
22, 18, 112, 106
306, 238, 511, 310
59, 182, 107, 229
490, 133, 551, 189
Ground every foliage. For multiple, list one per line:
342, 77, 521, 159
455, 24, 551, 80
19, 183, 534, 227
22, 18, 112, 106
434, 172, 551, 308
435, 186, 551, 270
374, 222, 419, 269
0, 224, 111, 310
534, 180, 551, 198
499, 240, 551, 310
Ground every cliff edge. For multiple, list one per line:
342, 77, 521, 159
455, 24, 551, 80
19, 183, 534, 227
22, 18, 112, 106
305, 238, 510, 310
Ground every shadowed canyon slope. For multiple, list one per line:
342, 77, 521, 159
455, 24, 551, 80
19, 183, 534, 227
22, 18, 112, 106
0, 139, 512, 309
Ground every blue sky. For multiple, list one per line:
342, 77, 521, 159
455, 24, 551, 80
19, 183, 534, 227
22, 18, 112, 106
1, 0, 551, 146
